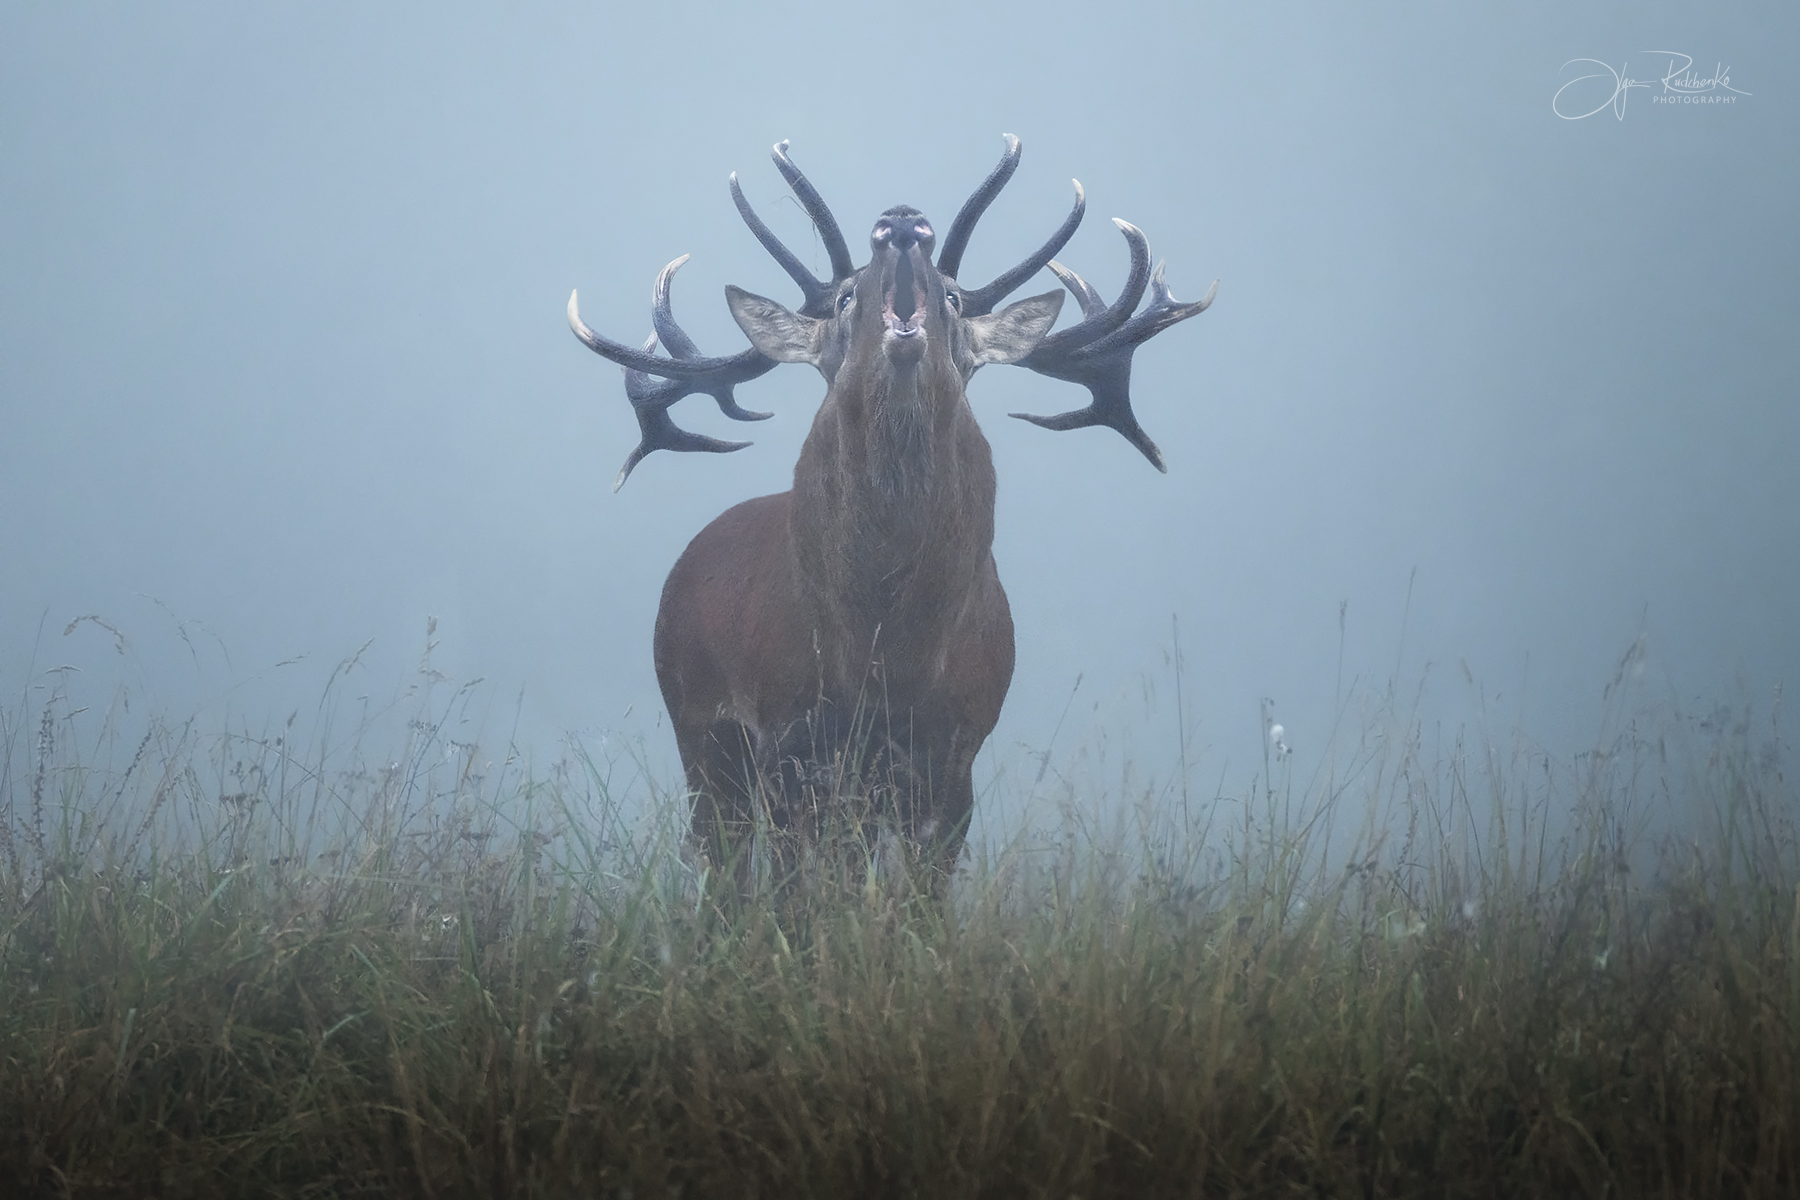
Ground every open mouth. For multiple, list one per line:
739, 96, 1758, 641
883, 247, 927, 339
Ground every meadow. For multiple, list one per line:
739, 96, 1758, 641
1, 650, 1794, 1198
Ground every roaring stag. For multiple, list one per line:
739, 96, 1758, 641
568, 136, 1215, 893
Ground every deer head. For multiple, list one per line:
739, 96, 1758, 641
567, 135, 1218, 488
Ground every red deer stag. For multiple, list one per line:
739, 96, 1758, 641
568, 136, 1215, 893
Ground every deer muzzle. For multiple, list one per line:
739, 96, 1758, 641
871, 210, 934, 355
881, 246, 930, 364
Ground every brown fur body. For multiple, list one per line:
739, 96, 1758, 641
654, 291, 1022, 886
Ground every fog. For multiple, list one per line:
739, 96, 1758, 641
3, 2, 1795, 814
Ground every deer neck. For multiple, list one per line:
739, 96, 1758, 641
789, 359, 997, 679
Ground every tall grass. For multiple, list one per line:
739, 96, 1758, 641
0, 662, 1794, 1197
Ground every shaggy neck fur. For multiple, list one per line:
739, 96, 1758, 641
789, 349, 996, 697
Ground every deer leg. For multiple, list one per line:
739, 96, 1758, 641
896, 728, 977, 902
749, 714, 817, 897
925, 760, 976, 891
686, 718, 764, 898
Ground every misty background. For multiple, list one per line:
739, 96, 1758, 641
3, 2, 1795, 818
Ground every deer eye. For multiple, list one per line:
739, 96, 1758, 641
944, 290, 961, 314
837, 290, 854, 314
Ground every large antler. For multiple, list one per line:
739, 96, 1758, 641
568, 258, 776, 491
1011, 221, 1218, 473
730, 140, 856, 319
568, 141, 851, 487
938, 134, 1086, 317
939, 136, 1217, 471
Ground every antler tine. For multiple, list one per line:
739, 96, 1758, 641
770, 140, 855, 283
1047, 260, 1107, 320
727, 141, 854, 319
1082, 263, 1218, 358
652, 256, 771, 422
1011, 373, 1169, 473
1010, 227, 1217, 473
940, 134, 1087, 317
937, 133, 1021, 280
958, 180, 1085, 318
730, 172, 835, 319
616, 333, 760, 491
1029, 219, 1152, 357
569, 289, 753, 379
648, 254, 701, 359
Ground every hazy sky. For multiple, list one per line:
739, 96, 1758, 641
3, 2, 1795, 801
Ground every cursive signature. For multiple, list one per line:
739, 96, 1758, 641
1649, 51, 1750, 97
1554, 59, 1651, 120
1556, 52, 1750, 120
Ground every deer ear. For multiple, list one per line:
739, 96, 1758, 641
726, 285, 822, 364
966, 290, 1065, 366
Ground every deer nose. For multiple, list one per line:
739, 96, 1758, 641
871, 214, 936, 258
